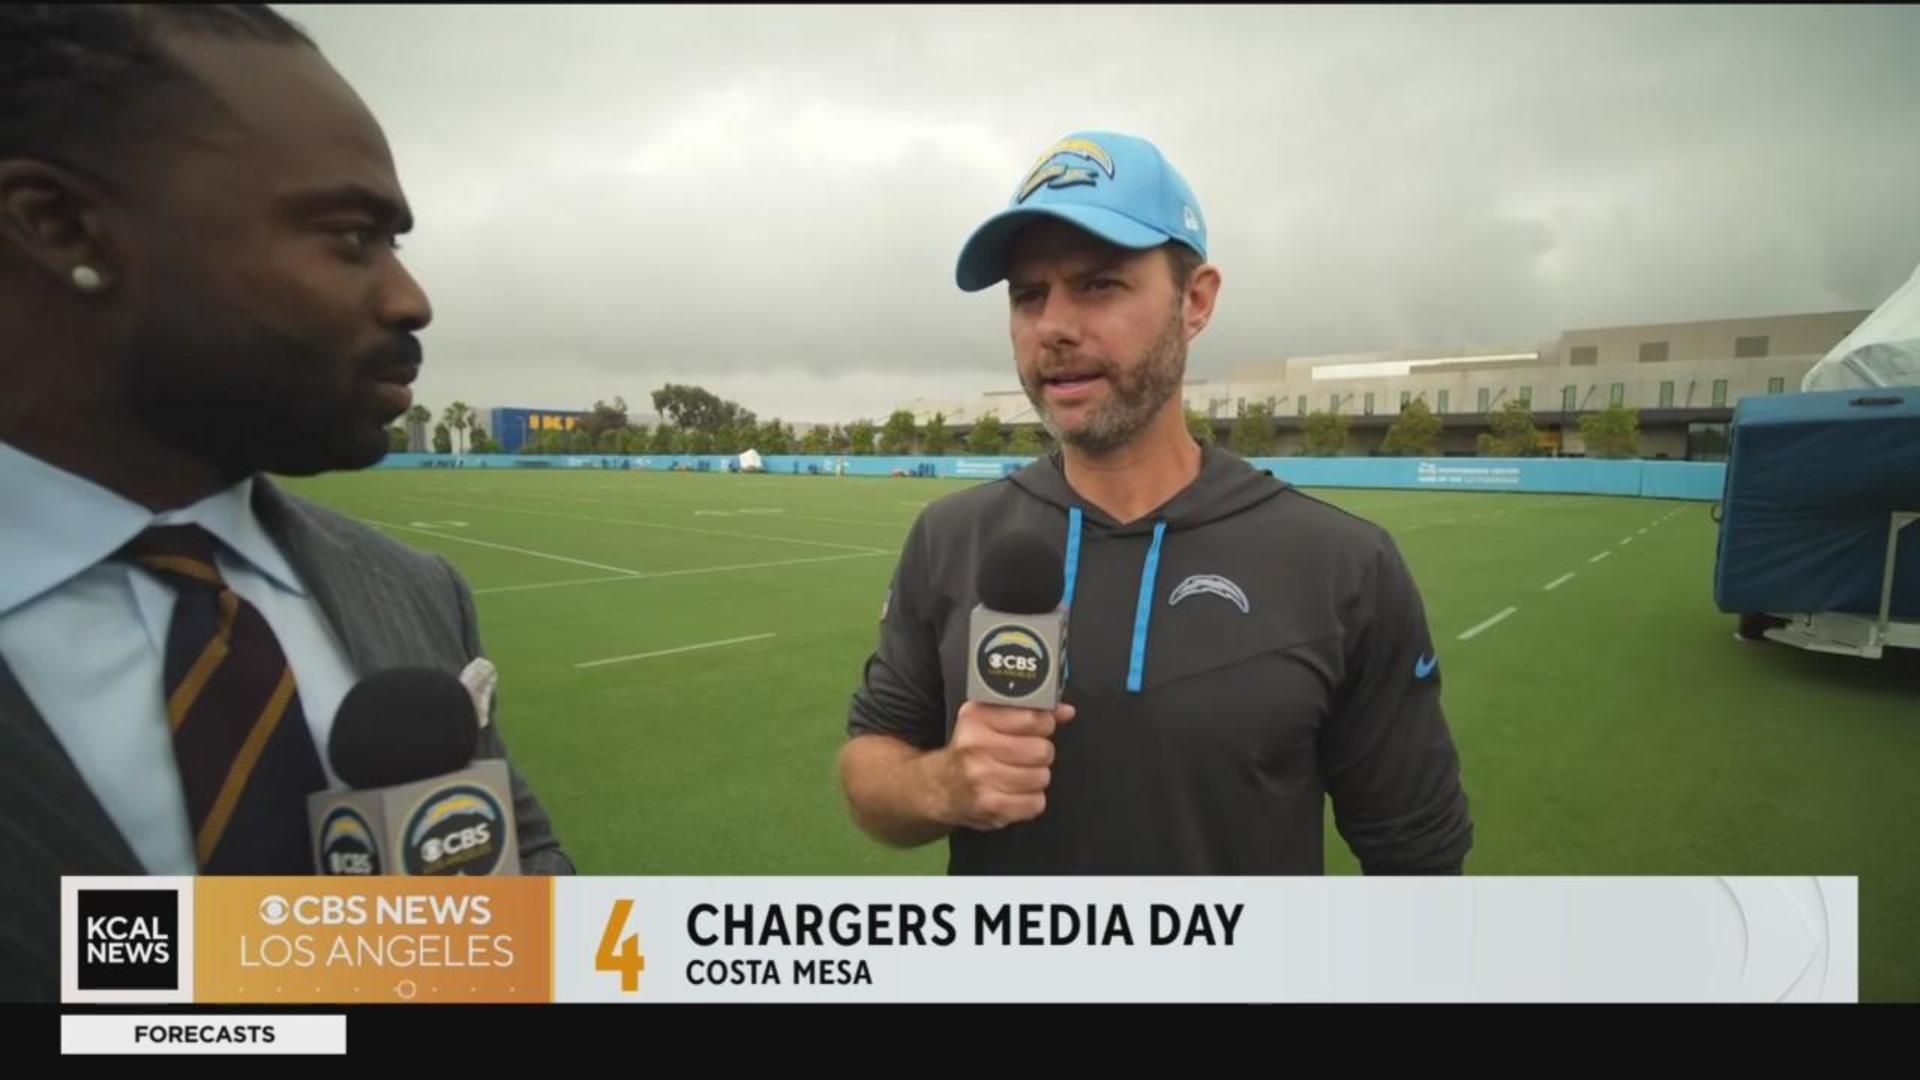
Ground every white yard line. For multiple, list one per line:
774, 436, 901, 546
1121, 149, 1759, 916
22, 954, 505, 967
401, 497, 890, 554
576, 633, 776, 670
465, 487, 919, 530
1544, 573, 1575, 592
365, 519, 642, 575
472, 551, 887, 596
1458, 607, 1518, 641
1590, 551, 1612, 564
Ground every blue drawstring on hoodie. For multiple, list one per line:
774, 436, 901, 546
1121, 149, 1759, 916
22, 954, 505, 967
1061, 507, 1083, 683
1127, 520, 1167, 694
1062, 506, 1084, 613
1060, 507, 1166, 694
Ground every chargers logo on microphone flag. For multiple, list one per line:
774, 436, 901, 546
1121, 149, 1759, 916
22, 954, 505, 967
403, 785, 506, 875
318, 807, 381, 876
975, 626, 1052, 698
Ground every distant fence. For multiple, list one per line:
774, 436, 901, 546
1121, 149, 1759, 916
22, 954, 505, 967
375, 453, 1728, 501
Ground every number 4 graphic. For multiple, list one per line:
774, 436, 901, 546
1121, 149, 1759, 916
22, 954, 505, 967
596, 899, 645, 992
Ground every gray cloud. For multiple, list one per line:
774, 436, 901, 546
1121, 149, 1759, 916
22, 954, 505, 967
290, 4, 1920, 422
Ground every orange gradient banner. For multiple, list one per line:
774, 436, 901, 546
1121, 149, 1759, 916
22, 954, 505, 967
193, 877, 551, 1004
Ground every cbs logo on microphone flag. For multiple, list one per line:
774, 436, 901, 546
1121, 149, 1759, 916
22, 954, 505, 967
975, 625, 1051, 698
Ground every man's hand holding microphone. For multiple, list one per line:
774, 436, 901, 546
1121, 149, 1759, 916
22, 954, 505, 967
840, 528, 1074, 845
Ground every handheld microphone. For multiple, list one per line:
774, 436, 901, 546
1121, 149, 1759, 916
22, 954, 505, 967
966, 529, 1068, 709
307, 666, 522, 876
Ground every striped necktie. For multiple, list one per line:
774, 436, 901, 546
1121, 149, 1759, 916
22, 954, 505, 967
118, 525, 327, 874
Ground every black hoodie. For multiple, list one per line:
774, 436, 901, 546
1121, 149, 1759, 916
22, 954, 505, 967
847, 447, 1472, 875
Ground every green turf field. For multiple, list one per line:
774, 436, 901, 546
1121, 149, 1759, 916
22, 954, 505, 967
278, 466, 1920, 1001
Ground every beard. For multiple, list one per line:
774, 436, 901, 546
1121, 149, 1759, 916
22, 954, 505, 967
1022, 301, 1187, 455
124, 298, 421, 480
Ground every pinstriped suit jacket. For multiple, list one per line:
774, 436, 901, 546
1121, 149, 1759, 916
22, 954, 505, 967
0, 476, 573, 1002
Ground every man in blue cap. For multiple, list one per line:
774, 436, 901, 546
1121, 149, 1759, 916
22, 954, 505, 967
839, 132, 1471, 876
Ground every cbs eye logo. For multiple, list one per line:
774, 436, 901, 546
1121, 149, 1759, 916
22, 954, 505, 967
259, 895, 291, 925
975, 626, 1050, 698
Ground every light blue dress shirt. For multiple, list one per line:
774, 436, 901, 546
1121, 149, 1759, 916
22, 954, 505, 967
0, 441, 359, 873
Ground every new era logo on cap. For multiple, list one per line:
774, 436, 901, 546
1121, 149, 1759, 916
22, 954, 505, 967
956, 130, 1208, 291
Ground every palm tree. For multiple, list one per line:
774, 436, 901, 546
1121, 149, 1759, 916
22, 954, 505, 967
442, 401, 473, 454
405, 404, 431, 451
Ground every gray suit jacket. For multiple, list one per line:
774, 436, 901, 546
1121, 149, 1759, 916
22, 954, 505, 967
0, 477, 574, 1002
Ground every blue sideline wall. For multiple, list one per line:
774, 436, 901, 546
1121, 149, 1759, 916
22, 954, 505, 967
373, 453, 1727, 501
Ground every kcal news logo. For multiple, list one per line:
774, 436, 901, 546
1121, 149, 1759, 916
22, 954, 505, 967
77, 889, 180, 991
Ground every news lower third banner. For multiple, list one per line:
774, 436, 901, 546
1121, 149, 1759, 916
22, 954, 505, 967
62, 876, 1856, 1004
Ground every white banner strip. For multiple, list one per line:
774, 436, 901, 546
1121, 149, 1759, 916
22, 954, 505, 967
60, 1015, 345, 1055
554, 877, 1856, 1003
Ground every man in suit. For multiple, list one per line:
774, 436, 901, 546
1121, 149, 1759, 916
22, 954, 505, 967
0, 5, 573, 1000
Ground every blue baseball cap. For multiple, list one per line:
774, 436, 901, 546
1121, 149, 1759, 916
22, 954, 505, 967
955, 130, 1207, 292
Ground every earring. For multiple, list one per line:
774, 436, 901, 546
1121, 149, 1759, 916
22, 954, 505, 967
72, 265, 104, 291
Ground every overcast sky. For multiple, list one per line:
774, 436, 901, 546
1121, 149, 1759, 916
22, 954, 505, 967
292, 4, 1920, 425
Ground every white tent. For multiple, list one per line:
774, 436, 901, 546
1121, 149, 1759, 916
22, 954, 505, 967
1803, 259, 1920, 391
737, 448, 765, 472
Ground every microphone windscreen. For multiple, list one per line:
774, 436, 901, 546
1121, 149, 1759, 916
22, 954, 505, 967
329, 666, 479, 789
977, 529, 1065, 615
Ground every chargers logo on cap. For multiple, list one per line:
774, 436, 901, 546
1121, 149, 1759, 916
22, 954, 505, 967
1017, 138, 1116, 204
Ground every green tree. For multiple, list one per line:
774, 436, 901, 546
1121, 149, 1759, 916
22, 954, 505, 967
967, 414, 1007, 454
650, 424, 675, 453
405, 403, 432, 451
596, 429, 623, 453
387, 426, 409, 452
879, 409, 918, 455
620, 427, 649, 454
1229, 402, 1274, 457
1379, 398, 1443, 456
1477, 400, 1540, 457
580, 397, 630, 442
800, 425, 829, 454
468, 423, 496, 453
688, 429, 715, 455
1579, 403, 1641, 459
845, 419, 877, 455
1301, 410, 1349, 456
757, 419, 794, 454
439, 403, 459, 452
828, 425, 850, 454
650, 383, 725, 431
669, 428, 693, 454
923, 412, 952, 456
432, 422, 452, 454
568, 429, 593, 453
1007, 427, 1043, 455
442, 401, 473, 453
650, 383, 754, 436
1185, 406, 1216, 446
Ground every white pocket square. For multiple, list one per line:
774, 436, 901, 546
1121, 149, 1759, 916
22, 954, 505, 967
459, 657, 498, 729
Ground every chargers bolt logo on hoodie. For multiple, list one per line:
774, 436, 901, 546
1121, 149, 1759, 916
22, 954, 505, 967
1167, 574, 1250, 615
